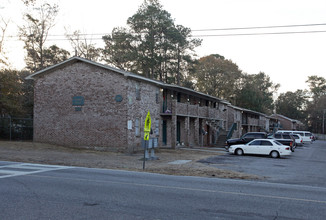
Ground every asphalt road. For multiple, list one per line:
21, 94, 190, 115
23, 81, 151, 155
1, 158, 326, 219
202, 140, 326, 187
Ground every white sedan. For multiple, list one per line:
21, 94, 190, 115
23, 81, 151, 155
228, 139, 292, 158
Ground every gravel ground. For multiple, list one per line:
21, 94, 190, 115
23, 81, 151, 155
0, 141, 262, 180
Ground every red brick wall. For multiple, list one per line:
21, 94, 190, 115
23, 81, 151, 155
34, 62, 130, 151
33, 62, 162, 152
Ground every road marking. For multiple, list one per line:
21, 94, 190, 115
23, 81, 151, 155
168, 160, 192, 165
31, 173, 326, 205
0, 163, 72, 179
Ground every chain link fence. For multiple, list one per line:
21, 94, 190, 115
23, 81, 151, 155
0, 117, 33, 141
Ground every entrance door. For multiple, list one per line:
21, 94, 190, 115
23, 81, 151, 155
162, 120, 167, 145
177, 121, 181, 144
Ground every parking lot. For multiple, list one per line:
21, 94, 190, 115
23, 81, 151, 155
201, 140, 326, 187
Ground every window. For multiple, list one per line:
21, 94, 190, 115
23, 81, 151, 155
136, 82, 141, 100
255, 133, 266, 138
156, 89, 159, 104
283, 135, 291, 139
177, 93, 181, 102
135, 118, 140, 136
275, 134, 282, 138
249, 140, 261, 145
261, 141, 272, 146
273, 140, 282, 145
244, 134, 255, 139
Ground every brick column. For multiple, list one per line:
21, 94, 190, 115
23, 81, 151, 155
171, 115, 177, 149
171, 100, 177, 149
184, 116, 190, 147
194, 117, 199, 146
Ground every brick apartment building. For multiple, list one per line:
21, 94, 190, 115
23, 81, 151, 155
270, 114, 301, 130
27, 57, 303, 152
27, 56, 230, 152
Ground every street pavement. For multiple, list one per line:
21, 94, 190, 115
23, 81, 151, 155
201, 140, 326, 187
1, 154, 326, 220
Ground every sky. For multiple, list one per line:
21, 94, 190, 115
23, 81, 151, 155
1, 0, 326, 94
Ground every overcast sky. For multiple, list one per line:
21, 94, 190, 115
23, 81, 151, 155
2, 0, 326, 94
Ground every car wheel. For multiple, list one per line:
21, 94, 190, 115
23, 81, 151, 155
235, 148, 244, 156
270, 151, 279, 158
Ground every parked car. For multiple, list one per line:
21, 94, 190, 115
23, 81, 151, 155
269, 133, 295, 152
311, 133, 316, 141
291, 134, 304, 146
228, 139, 292, 158
293, 131, 313, 143
225, 132, 267, 148
276, 130, 313, 144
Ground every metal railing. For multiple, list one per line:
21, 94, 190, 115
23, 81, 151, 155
0, 117, 33, 141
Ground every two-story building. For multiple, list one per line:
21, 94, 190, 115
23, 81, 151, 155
27, 56, 230, 152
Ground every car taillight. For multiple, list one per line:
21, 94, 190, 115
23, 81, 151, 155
285, 147, 290, 150
301, 140, 303, 143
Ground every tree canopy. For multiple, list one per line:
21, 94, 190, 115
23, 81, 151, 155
0, 69, 33, 117
194, 54, 242, 100
275, 90, 308, 120
305, 76, 326, 133
234, 72, 279, 114
102, 0, 201, 84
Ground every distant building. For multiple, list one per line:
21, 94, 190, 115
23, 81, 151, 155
270, 114, 302, 130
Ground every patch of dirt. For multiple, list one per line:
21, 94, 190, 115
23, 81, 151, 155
0, 141, 262, 180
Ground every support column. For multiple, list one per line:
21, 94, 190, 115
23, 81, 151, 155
194, 117, 199, 146
184, 116, 190, 147
171, 100, 177, 149
199, 119, 205, 147
171, 115, 177, 149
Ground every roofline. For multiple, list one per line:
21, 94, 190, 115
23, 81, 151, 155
271, 113, 297, 122
25, 56, 230, 104
228, 105, 267, 117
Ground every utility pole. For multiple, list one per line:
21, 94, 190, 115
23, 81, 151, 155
323, 109, 326, 134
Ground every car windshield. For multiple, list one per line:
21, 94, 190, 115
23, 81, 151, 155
291, 134, 299, 139
273, 140, 282, 145
283, 135, 291, 139
294, 132, 304, 136
248, 140, 261, 145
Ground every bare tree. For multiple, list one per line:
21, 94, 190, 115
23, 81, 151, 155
21, 0, 37, 6
65, 29, 100, 61
19, 3, 60, 71
0, 17, 9, 66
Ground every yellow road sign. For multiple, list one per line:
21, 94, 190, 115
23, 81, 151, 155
144, 111, 151, 132
144, 132, 149, 141
144, 111, 151, 140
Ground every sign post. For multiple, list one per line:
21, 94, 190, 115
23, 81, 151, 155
143, 111, 151, 170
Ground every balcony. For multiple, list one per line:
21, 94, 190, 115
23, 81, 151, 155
161, 100, 221, 119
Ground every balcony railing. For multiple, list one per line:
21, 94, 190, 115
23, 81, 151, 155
162, 100, 222, 119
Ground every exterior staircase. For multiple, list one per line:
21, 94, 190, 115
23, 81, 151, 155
215, 130, 228, 147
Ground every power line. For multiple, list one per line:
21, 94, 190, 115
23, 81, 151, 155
191, 23, 326, 32
190, 30, 326, 37
3, 23, 326, 41
25, 30, 326, 41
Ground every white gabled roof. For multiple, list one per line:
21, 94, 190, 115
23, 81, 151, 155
26, 56, 230, 105
271, 114, 297, 122
228, 105, 268, 117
